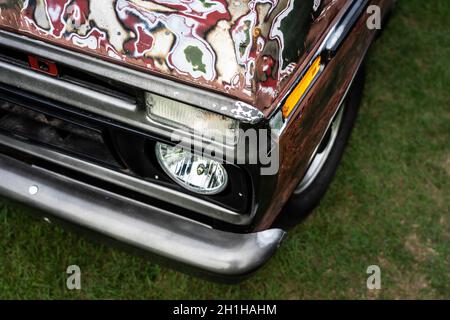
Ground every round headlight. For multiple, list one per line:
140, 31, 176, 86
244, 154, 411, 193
155, 142, 228, 195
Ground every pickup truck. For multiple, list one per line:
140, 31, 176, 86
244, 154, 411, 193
0, 0, 394, 281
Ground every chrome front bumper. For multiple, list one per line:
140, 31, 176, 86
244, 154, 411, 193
0, 153, 285, 281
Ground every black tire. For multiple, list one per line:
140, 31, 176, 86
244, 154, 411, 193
275, 65, 366, 229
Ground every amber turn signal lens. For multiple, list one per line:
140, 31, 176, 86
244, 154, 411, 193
282, 56, 322, 119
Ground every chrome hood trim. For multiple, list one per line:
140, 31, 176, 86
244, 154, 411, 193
0, 29, 264, 124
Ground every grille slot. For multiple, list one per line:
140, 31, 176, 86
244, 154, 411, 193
0, 44, 138, 103
0, 101, 121, 168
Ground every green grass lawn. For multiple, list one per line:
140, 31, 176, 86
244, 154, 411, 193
0, 0, 448, 299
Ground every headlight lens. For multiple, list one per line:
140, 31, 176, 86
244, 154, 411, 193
155, 142, 228, 195
146, 93, 238, 144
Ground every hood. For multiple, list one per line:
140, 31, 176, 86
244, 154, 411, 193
0, 0, 321, 111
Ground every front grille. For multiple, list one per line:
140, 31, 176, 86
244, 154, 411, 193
0, 83, 251, 215
0, 101, 120, 167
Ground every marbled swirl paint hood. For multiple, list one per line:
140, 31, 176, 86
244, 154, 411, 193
0, 0, 323, 110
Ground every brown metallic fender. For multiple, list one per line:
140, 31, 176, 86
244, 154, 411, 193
256, 0, 395, 230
